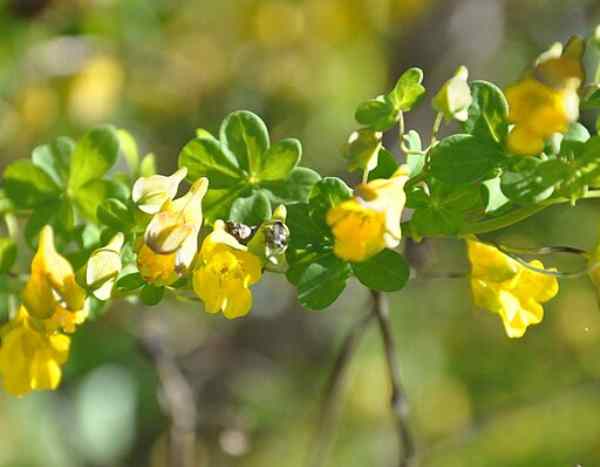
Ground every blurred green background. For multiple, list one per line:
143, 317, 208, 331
2, 0, 600, 466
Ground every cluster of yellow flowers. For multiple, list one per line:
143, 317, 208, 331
0, 169, 267, 396
132, 169, 264, 318
0, 226, 86, 396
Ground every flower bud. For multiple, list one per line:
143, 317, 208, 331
433, 66, 472, 122
132, 167, 188, 215
86, 233, 124, 301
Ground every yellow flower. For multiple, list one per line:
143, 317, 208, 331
433, 66, 473, 122
326, 167, 409, 262
193, 220, 262, 319
22, 226, 86, 328
0, 307, 70, 397
505, 79, 579, 156
132, 167, 188, 215
505, 37, 584, 156
467, 238, 559, 338
138, 178, 208, 285
86, 233, 124, 301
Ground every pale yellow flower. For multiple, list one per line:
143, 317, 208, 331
0, 307, 70, 397
86, 233, 124, 300
326, 167, 409, 262
138, 178, 208, 285
467, 238, 559, 338
132, 167, 188, 215
193, 220, 262, 319
433, 66, 473, 122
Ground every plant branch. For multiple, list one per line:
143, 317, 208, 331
140, 324, 197, 467
307, 310, 376, 467
372, 290, 415, 467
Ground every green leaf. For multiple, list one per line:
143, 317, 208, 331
0, 238, 17, 274
229, 190, 272, 225
178, 136, 242, 188
403, 130, 424, 177
405, 185, 429, 209
583, 88, 600, 109
263, 167, 321, 204
24, 200, 72, 248
557, 122, 590, 160
4, 160, 61, 208
409, 181, 484, 237
410, 206, 462, 237
563, 122, 591, 143
203, 184, 251, 224
482, 177, 510, 213
140, 284, 164, 306
501, 158, 567, 204
430, 134, 505, 184
140, 153, 156, 177
259, 138, 301, 181
310, 177, 353, 207
285, 204, 328, 249
294, 253, 351, 310
463, 81, 509, 144
68, 126, 119, 192
31, 136, 74, 187
0, 190, 14, 214
355, 95, 398, 131
97, 198, 134, 231
74, 179, 114, 221
115, 273, 145, 292
344, 129, 382, 173
387, 67, 425, 112
352, 249, 409, 292
367, 148, 399, 181
117, 129, 140, 173
220, 111, 270, 176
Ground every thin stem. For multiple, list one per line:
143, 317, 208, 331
307, 311, 376, 467
431, 112, 443, 145
140, 326, 197, 467
459, 190, 600, 236
398, 111, 405, 139
371, 290, 415, 467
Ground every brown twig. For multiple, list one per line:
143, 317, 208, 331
372, 290, 416, 467
307, 310, 376, 467
140, 323, 197, 467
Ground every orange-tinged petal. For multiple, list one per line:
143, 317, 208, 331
137, 244, 178, 286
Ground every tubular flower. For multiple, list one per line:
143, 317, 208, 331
138, 177, 209, 285
505, 37, 584, 156
86, 233, 124, 301
0, 307, 70, 397
193, 220, 262, 319
132, 167, 188, 215
326, 166, 410, 263
467, 238, 559, 338
22, 226, 87, 328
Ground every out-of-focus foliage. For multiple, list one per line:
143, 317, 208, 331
2, 1, 600, 467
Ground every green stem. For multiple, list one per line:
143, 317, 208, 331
431, 112, 443, 145
460, 191, 600, 235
